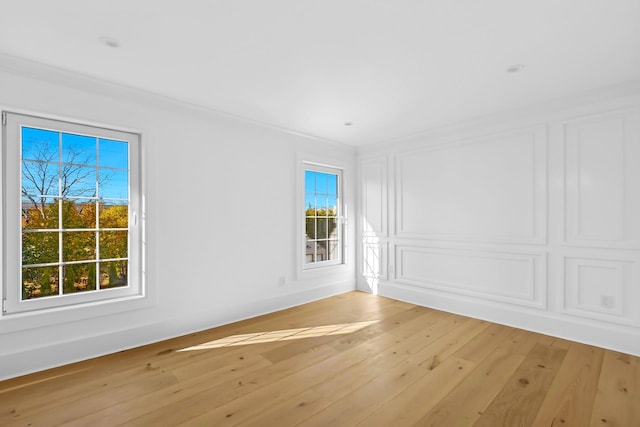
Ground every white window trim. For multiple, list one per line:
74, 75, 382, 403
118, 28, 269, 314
1, 110, 149, 321
296, 155, 349, 279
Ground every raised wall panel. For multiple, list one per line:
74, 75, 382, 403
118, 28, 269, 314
360, 157, 387, 237
564, 111, 640, 249
395, 126, 546, 244
395, 245, 546, 308
563, 256, 638, 325
362, 240, 388, 282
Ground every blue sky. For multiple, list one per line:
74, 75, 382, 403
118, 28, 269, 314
305, 170, 337, 211
21, 127, 129, 200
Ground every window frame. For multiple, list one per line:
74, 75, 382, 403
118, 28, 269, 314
300, 161, 345, 271
2, 111, 144, 315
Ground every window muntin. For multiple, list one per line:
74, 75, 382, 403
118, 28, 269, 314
3, 112, 142, 314
304, 165, 342, 268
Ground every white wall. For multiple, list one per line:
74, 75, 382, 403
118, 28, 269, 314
2, 54, 639, 381
0, 55, 356, 380
358, 82, 640, 356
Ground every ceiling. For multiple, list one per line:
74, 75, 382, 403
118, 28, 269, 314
1, 0, 639, 146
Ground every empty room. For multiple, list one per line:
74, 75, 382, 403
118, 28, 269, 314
1, 1, 639, 425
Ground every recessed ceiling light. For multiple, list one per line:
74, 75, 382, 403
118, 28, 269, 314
98, 36, 121, 48
507, 64, 525, 73
344, 122, 353, 126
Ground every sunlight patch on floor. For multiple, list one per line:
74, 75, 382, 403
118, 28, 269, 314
177, 320, 379, 351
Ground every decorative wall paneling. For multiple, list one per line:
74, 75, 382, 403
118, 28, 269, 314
395, 245, 546, 308
563, 111, 640, 249
359, 156, 389, 291
359, 105, 640, 355
394, 126, 547, 245
563, 255, 638, 325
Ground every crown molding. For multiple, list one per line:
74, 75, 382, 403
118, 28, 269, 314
0, 52, 355, 153
361, 79, 640, 153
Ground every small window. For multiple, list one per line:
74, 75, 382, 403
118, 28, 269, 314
2, 112, 143, 314
303, 164, 343, 268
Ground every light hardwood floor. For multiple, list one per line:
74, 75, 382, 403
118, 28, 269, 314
1, 291, 638, 426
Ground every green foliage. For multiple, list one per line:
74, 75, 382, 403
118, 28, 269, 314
87, 263, 96, 291
305, 207, 338, 240
63, 265, 77, 294
21, 200, 128, 299
61, 199, 86, 228
100, 204, 128, 228
108, 264, 119, 286
20, 138, 129, 299
40, 267, 52, 296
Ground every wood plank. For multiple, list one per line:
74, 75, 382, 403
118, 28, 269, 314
0, 291, 349, 396
177, 335, 402, 426
0, 291, 394, 421
473, 342, 568, 426
178, 313, 454, 426
303, 314, 478, 419
453, 322, 516, 363
1, 292, 639, 427
530, 342, 603, 426
416, 327, 540, 426
59, 295, 405, 426
62, 345, 336, 426
358, 356, 476, 426
589, 351, 640, 426
298, 317, 487, 426
259, 303, 426, 364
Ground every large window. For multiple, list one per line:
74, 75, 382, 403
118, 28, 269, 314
304, 164, 343, 268
2, 112, 142, 314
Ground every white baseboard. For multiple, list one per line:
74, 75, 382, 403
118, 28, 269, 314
378, 282, 640, 357
0, 280, 355, 381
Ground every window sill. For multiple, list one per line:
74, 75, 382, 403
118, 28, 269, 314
297, 261, 350, 281
0, 291, 156, 334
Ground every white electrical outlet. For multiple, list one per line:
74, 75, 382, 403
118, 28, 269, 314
278, 276, 286, 287
600, 295, 614, 309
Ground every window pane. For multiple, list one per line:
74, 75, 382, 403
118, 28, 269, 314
327, 196, 337, 213
318, 218, 328, 239
327, 174, 337, 196
22, 161, 59, 196
62, 263, 97, 294
305, 194, 315, 211
22, 128, 58, 162
99, 201, 128, 228
328, 218, 339, 238
316, 241, 327, 262
327, 240, 339, 261
305, 217, 317, 239
22, 266, 59, 300
316, 195, 328, 212
62, 133, 96, 166
100, 261, 128, 288
62, 200, 96, 229
315, 173, 328, 194
99, 139, 128, 169
305, 201, 317, 216
303, 167, 342, 266
305, 170, 316, 193
22, 198, 59, 229
99, 230, 128, 259
6, 112, 141, 315
22, 232, 59, 265
62, 166, 97, 197
99, 169, 128, 199
62, 231, 96, 262
305, 240, 317, 263
305, 237, 314, 263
